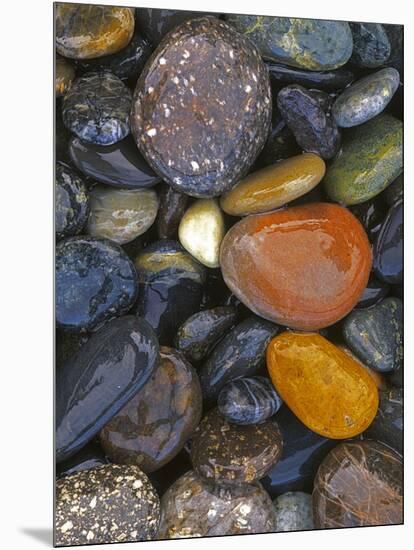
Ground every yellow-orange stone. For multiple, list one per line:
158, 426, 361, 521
220, 153, 326, 216
267, 332, 379, 439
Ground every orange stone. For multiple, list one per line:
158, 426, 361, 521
219, 203, 372, 330
267, 332, 379, 439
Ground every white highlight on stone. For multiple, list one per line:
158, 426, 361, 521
147, 128, 157, 137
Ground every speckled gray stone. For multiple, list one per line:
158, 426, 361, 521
55, 464, 160, 546
350, 23, 391, 68
273, 492, 314, 532
56, 161, 89, 240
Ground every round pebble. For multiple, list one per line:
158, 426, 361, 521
55, 161, 89, 240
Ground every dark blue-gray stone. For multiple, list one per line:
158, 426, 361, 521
350, 23, 391, 68
218, 376, 283, 425
56, 316, 159, 463
365, 388, 403, 454
343, 297, 403, 373
374, 199, 403, 284
56, 441, 108, 478
56, 161, 89, 240
56, 237, 138, 333
267, 63, 355, 92
62, 71, 131, 146
355, 276, 389, 309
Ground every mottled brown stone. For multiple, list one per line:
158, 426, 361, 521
313, 440, 402, 528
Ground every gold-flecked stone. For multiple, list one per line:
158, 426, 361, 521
55, 4, 135, 60
87, 185, 158, 244
178, 199, 225, 268
55, 56, 75, 97
220, 153, 326, 216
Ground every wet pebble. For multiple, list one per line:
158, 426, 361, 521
57, 442, 108, 479
55, 161, 89, 240
366, 387, 403, 454
350, 22, 391, 68
255, 116, 300, 168
157, 184, 188, 239
356, 276, 390, 309
273, 492, 314, 532
374, 199, 403, 284
56, 56, 75, 97
268, 63, 354, 92
349, 196, 386, 243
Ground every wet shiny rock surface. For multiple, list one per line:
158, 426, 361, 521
56, 316, 159, 463
55, 161, 89, 240
62, 71, 132, 146
374, 199, 403, 284
313, 440, 403, 528
191, 409, 283, 486
56, 56, 75, 97
268, 63, 354, 92
55, 464, 160, 546
100, 347, 202, 473
135, 9, 214, 44
274, 492, 314, 532
366, 387, 403, 454
157, 470, 276, 538
356, 276, 389, 309
56, 441, 108, 479
131, 16, 271, 198
220, 203, 372, 331
350, 22, 391, 68
56, 236, 138, 333
157, 184, 188, 239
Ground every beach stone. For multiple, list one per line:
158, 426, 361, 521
199, 316, 279, 403
350, 196, 386, 243
333, 68, 400, 127
226, 15, 352, 70
324, 114, 403, 205
62, 71, 131, 146
157, 184, 188, 239
277, 85, 341, 160
267, 332, 379, 439
218, 376, 282, 425
350, 23, 391, 68
100, 347, 201, 472
56, 316, 159, 463
157, 470, 276, 538
220, 203, 372, 331
366, 388, 403, 454
56, 237, 138, 333
313, 440, 403, 527
131, 16, 271, 198
55, 464, 160, 545
338, 345, 387, 390
255, 116, 301, 168
55, 4, 135, 60
87, 185, 158, 244
178, 199, 225, 267
374, 199, 403, 284
273, 492, 314, 532
175, 306, 238, 363
384, 174, 403, 206
268, 63, 354, 92
56, 161, 89, 240
343, 297, 403, 373
221, 153, 325, 216
56, 56, 75, 97
191, 408, 283, 486
356, 276, 389, 309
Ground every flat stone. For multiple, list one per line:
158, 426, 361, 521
273, 492, 314, 532
55, 4, 135, 59
313, 440, 402, 528
324, 114, 403, 205
131, 16, 271, 198
374, 199, 403, 284
157, 470, 276, 538
55, 464, 160, 545
55, 161, 89, 240
267, 332, 379, 439
100, 346, 202, 472
220, 203, 372, 330
366, 388, 403, 454
221, 153, 325, 215
56, 56, 75, 97
191, 408, 283, 486
350, 22, 391, 68
157, 184, 188, 239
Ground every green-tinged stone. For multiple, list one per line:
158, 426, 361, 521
324, 114, 402, 205
226, 15, 353, 70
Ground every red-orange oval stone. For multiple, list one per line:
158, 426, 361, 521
219, 203, 372, 330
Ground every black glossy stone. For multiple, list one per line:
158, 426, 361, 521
62, 71, 132, 146
383, 24, 403, 75
218, 376, 283, 425
268, 63, 354, 92
56, 316, 159, 462
57, 441, 108, 478
56, 237, 138, 333
69, 135, 161, 189
175, 306, 238, 363
199, 316, 280, 403
383, 174, 403, 207
254, 115, 301, 169
350, 196, 386, 243
355, 276, 389, 309
343, 297, 403, 373
133, 240, 206, 345
349, 23, 391, 68
277, 84, 341, 160
374, 200, 403, 284
157, 184, 189, 240
260, 406, 337, 497
366, 388, 403, 454
56, 161, 89, 240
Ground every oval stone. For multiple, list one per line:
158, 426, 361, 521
131, 16, 271, 198
221, 153, 325, 216
313, 441, 403, 527
218, 376, 283, 425
374, 199, 403, 284
226, 16, 352, 70
273, 492, 314, 532
366, 388, 403, 454
56, 237, 138, 332
56, 161, 89, 240
191, 409, 283, 486
178, 199, 225, 267
268, 63, 354, 92
55, 4, 135, 60
349, 196, 386, 243
157, 184, 188, 239
62, 71, 131, 146
220, 203, 372, 331
87, 185, 158, 244
333, 68, 400, 128
56, 56, 75, 97
55, 464, 160, 545
267, 332, 379, 439
199, 316, 280, 402
157, 470, 276, 538
56, 316, 159, 462
324, 114, 403, 205
100, 346, 202, 472
256, 116, 301, 169
350, 22, 391, 68
356, 275, 389, 309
